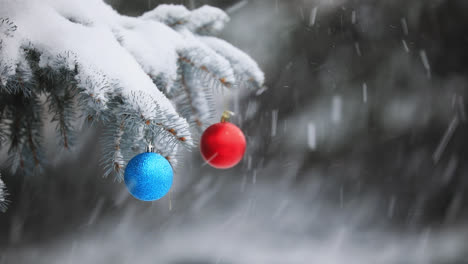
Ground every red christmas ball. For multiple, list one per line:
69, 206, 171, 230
200, 121, 246, 169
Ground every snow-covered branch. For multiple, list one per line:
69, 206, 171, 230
0, 0, 264, 196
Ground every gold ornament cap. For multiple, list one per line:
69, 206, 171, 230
221, 110, 235, 123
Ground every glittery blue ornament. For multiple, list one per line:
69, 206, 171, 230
124, 152, 173, 201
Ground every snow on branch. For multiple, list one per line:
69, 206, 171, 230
186, 5, 230, 35
199, 36, 264, 89
141, 4, 191, 27
0, 0, 264, 187
141, 4, 229, 35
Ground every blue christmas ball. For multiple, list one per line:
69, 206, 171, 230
124, 152, 173, 201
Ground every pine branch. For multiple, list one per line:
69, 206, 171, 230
0, 1, 264, 177
0, 174, 8, 213
179, 56, 232, 88
122, 91, 193, 148
4, 92, 44, 173
184, 5, 230, 35
0, 94, 8, 145
178, 65, 203, 128
199, 36, 264, 90
24, 49, 79, 149
141, 5, 229, 35
26, 122, 40, 166
77, 72, 112, 123
100, 117, 126, 180
0, 18, 17, 37
140, 4, 190, 27
0, 17, 18, 87
46, 83, 78, 149
99, 91, 192, 180
0, 61, 34, 95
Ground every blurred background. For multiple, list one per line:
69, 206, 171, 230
1, 0, 468, 263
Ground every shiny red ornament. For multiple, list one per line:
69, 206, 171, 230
200, 121, 246, 169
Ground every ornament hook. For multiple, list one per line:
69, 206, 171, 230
221, 110, 235, 123
145, 143, 155, 153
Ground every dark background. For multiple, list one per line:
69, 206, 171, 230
1, 0, 468, 263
